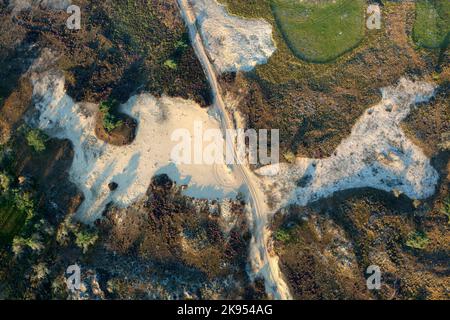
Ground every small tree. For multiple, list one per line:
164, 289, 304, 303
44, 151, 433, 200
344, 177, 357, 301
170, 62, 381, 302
12, 235, 44, 256
406, 231, 429, 250
283, 151, 296, 163
56, 217, 77, 246
31, 263, 49, 287
103, 113, 123, 133
274, 228, 292, 243
75, 229, 99, 253
26, 129, 47, 152
13, 191, 35, 222
164, 59, 177, 70
99, 99, 123, 133
0, 172, 10, 192
12, 237, 26, 255
175, 39, 188, 50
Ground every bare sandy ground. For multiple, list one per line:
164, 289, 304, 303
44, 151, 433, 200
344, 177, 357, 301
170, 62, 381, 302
257, 78, 439, 212
29, 58, 242, 224
189, 0, 276, 73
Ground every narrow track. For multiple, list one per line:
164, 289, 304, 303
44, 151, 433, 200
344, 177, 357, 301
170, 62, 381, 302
177, 0, 292, 300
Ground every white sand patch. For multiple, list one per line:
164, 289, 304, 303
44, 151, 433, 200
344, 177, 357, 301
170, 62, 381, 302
30, 70, 242, 223
257, 78, 439, 211
189, 0, 276, 73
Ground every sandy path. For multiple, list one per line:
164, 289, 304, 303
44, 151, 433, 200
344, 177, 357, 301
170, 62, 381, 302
177, 0, 292, 300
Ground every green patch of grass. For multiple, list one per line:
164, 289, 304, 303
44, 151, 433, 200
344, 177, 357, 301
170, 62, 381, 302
0, 169, 37, 246
109, 1, 191, 63
219, 0, 382, 85
0, 200, 27, 245
109, 0, 159, 55
0, 191, 35, 245
271, 0, 366, 63
406, 231, 430, 250
413, 0, 450, 49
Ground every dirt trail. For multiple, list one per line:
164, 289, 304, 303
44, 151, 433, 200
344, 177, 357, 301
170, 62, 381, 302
385, 2, 425, 68
177, 0, 292, 300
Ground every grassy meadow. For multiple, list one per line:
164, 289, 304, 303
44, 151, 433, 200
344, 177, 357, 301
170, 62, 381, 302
271, 0, 366, 63
413, 0, 450, 49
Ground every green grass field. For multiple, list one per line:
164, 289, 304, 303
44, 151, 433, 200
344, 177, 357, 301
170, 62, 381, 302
271, 0, 366, 63
0, 199, 26, 245
413, 0, 450, 49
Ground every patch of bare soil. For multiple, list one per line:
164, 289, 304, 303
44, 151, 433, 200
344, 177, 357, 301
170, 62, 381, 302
386, 2, 425, 69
